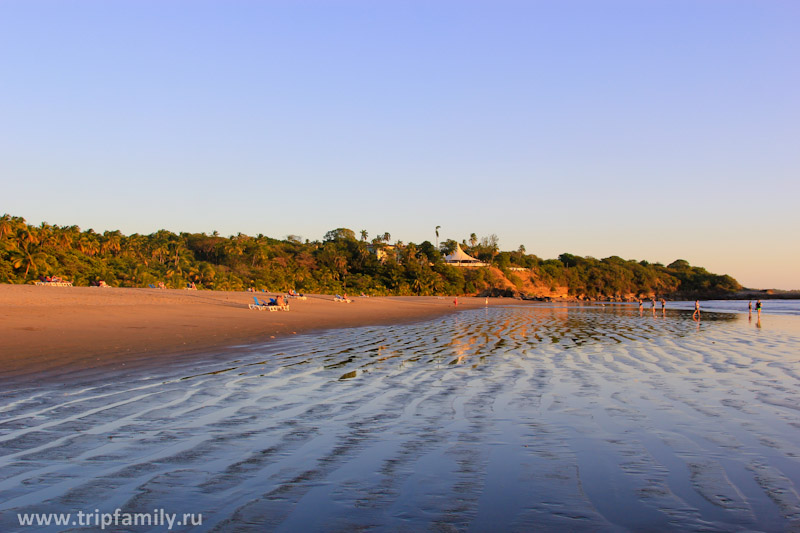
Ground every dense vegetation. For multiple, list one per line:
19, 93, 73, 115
0, 215, 741, 299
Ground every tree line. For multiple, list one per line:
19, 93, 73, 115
0, 215, 741, 298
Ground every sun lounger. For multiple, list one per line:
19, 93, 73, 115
334, 295, 352, 303
286, 293, 307, 300
249, 296, 270, 311
248, 297, 289, 312
265, 298, 290, 311
34, 280, 73, 287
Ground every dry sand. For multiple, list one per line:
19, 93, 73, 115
0, 284, 503, 381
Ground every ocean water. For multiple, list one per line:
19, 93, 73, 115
1, 305, 799, 532
603, 299, 800, 316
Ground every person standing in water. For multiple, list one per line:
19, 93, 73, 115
693, 300, 700, 320
638, 299, 643, 315
661, 298, 666, 316
756, 299, 762, 319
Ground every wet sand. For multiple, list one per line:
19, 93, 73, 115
0, 285, 496, 382
1, 305, 799, 531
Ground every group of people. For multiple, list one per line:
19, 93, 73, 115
692, 299, 762, 321
635, 298, 763, 321
638, 298, 667, 316
35, 275, 72, 287
38, 275, 66, 283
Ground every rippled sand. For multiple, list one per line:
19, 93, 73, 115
2, 306, 799, 531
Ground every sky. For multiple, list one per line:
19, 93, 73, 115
1, 0, 798, 289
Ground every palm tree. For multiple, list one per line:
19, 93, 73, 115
0, 214, 15, 239
56, 225, 80, 249
151, 240, 170, 264
102, 230, 123, 256
360, 230, 368, 242
16, 226, 39, 250
435, 225, 441, 249
12, 248, 49, 278
78, 234, 100, 256
37, 222, 55, 247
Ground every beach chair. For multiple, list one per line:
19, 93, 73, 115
249, 296, 269, 311
334, 295, 352, 303
257, 298, 280, 312
265, 298, 290, 311
286, 290, 307, 301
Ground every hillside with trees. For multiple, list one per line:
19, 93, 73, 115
0, 214, 742, 299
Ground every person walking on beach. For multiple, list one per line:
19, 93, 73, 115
693, 300, 700, 320
756, 299, 762, 319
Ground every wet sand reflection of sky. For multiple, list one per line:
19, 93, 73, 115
1, 305, 798, 532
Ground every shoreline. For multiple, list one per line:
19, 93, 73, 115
0, 285, 507, 383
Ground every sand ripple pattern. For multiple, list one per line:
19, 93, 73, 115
1, 306, 799, 532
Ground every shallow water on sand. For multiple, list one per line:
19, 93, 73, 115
1, 305, 799, 532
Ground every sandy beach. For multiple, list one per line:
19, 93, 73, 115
0, 285, 500, 382
2, 303, 799, 531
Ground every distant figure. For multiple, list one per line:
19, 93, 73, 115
693, 300, 700, 320
485, 297, 489, 306
454, 297, 458, 307
661, 299, 666, 309
638, 300, 643, 315
756, 299, 762, 319
276, 295, 286, 307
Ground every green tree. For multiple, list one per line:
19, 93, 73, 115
324, 228, 357, 242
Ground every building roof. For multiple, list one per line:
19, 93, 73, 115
444, 243, 483, 263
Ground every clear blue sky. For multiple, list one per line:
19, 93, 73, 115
1, 0, 798, 289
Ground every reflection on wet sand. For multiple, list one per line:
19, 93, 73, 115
1, 305, 799, 531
